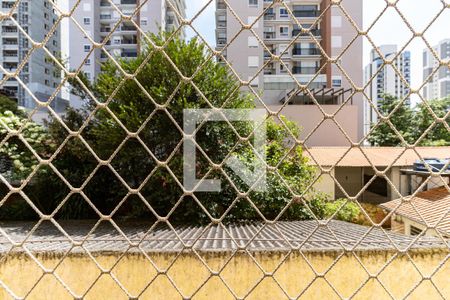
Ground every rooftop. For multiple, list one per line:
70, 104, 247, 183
0, 220, 446, 254
305, 146, 450, 167
380, 187, 450, 236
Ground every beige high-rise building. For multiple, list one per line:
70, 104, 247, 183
215, 0, 364, 146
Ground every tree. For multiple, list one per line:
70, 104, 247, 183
416, 97, 450, 146
18, 34, 358, 223
368, 95, 449, 146
367, 95, 416, 146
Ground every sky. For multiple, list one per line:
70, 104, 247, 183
184, 0, 450, 105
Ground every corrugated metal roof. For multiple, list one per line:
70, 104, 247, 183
380, 187, 450, 236
0, 220, 446, 254
305, 147, 450, 167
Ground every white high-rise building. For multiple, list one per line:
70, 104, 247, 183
67, 0, 186, 82
423, 39, 450, 100
364, 45, 411, 136
0, 0, 64, 111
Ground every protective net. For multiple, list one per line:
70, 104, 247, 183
0, 0, 449, 299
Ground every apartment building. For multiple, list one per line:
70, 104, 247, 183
423, 39, 450, 100
364, 45, 411, 135
215, 0, 364, 146
0, 0, 64, 111
67, 0, 186, 82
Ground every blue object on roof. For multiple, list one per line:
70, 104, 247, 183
413, 158, 450, 172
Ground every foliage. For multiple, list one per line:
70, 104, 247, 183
0, 111, 52, 182
3, 34, 358, 223
0, 94, 26, 117
368, 95, 449, 146
309, 193, 360, 222
416, 97, 450, 146
367, 95, 416, 146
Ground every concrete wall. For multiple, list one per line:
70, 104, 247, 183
0, 251, 448, 299
392, 214, 444, 238
268, 104, 358, 146
313, 168, 335, 199
335, 167, 362, 199
331, 0, 364, 139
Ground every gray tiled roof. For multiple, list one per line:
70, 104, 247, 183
0, 220, 447, 254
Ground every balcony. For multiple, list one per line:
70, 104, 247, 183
121, 25, 137, 32
217, 1, 226, 10
292, 48, 320, 56
100, 15, 112, 20
121, 51, 137, 58
292, 29, 321, 37
293, 10, 320, 18
121, 0, 136, 4
100, 1, 111, 6
264, 13, 275, 21
264, 32, 275, 39
292, 66, 320, 75
217, 21, 226, 28
121, 39, 137, 45
217, 38, 227, 46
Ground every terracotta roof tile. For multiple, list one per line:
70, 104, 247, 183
305, 146, 450, 167
380, 187, 450, 236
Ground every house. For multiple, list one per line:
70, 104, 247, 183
305, 147, 450, 204
380, 187, 450, 238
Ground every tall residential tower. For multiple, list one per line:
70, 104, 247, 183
216, 0, 364, 146
0, 0, 63, 111
423, 39, 450, 100
67, 0, 186, 82
364, 45, 411, 136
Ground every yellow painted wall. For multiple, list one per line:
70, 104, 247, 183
0, 250, 448, 299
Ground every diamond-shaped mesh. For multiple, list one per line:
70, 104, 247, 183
0, 0, 449, 299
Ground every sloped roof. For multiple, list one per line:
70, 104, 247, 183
380, 187, 450, 236
0, 220, 446, 254
305, 147, 450, 167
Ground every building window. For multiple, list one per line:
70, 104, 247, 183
331, 16, 342, 28
279, 26, 289, 38
83, 17, 90, 25
248, 36, 258, 48
410, 226, 422, 236
141, 19, 148, 26
249, 0, 258, 7
248, 76, 259, 87
84, 45, 91, 52
332, 36, 342, 48
332, 78, 342, 87
248, 56, 259, 67
44, 68, 50, 75
247, 16, 258, 28
279, 8, 288, 18
85, 72, 91, 80
44, 79, 50, 86
85, 59, 91, 65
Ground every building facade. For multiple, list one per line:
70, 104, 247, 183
215, 0, 364, 146
423, 39, 450, 100
0, 0, 64, 111
67, 0, 186, 82
364, 45, 411, 136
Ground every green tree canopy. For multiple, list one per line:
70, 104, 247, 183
368, 95, 449, 146
1, 34, 359, 223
